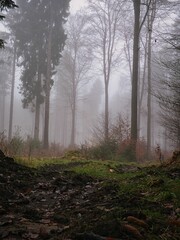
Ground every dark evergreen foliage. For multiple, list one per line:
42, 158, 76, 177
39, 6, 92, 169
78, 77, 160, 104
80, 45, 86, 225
0, 0, 17, 48
0, 0, 17, 10
8, 0, 70, 109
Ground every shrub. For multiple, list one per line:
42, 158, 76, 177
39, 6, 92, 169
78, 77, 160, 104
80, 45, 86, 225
0, 131, 8, 154
9, 135, 24, 156
117, 138, 148, 162
88, 139, 118, 160
117, 139, 135, 162
26, 136, 42, 159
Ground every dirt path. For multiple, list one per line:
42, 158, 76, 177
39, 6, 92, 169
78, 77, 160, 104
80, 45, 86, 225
0, 152, 179, 239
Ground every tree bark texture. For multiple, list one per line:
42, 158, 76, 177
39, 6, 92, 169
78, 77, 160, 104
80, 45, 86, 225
34, 68, 41, 140
105, 82, 109, 141
70, 84, 76, 148
131, 0, 140, 143
0, 71, 6, 132
138, 34, 148, 138
147, 25, 152, 160
8, 41, 16, 141
147, 0, 156, 160
43, 6, 53, 149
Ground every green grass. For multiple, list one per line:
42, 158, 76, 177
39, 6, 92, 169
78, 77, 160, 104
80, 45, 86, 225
15, 157, 179, 205
15, 156, 137, 171
14, 156, 179, 239
15, 157, 73, 168
16, 157, 179, 207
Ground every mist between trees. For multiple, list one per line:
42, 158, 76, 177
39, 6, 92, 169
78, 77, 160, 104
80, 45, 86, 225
0, 0, 179, 160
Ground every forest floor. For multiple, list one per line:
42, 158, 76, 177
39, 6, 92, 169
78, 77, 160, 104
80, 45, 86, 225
0, 151, 179, 240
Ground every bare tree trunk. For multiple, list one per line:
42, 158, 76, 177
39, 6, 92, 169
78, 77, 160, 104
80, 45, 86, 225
177, 121, 180, 148
137, 54, 141, 139
1, 91, 5, 132
0, 71, 6, 132
70, 44, 78, 148
70, 105, 76, 148
147, 0, 156, 160
138, 35, 148, 138
34, 69, 41, 140
70, 88, 76, 148
138, 34, 148, 138
147, 27, 152, 160
124, 32, 132, 81
131, 0, 140, 158
63, 107, 68, 147
105, 82, 109, 141
43, 7, 53, 149
34, 98, 40, 140
8, 41, 16, 141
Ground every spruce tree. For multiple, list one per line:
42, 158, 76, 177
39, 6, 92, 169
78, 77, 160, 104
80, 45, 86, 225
8, 0, 70, 145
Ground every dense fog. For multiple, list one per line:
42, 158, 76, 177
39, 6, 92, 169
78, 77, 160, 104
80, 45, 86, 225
0, 0, 179, 158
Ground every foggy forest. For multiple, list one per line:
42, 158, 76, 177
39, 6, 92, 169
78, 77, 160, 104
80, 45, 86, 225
0, 0, 179, 159
0, 0, 180, 239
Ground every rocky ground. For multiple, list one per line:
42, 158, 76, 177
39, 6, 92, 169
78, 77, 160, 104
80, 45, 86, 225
0, 150, 179, 240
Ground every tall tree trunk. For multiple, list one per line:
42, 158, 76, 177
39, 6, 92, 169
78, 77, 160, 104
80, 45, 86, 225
131, 0, 140, 158
105, 81, 109, 141
62, 107, 68, 147
0, 71, 6, 132
124, 34, 132, 80
34, 97, 40, 140
137, 54, 141, 139
34, 69, 41, 140
177, 121, 180, 148
147, 26, 152, 160
138, 34, 148, 138
1, 90, 5, 132
70, 47, 77, 148
70, 103, 76, 148
147, 0, 156, 160
43, 7, 53, 149
70, 86, 76, 148
8, 41, 16, 141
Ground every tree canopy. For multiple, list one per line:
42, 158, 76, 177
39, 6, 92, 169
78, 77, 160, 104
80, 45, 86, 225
9, 0, 69, 109
7, 0, 70, 144
0, 0, 17, 48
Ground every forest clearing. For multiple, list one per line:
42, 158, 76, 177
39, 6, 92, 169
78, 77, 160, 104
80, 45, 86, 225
0, 150, 179, 240
0, 0, 180, 239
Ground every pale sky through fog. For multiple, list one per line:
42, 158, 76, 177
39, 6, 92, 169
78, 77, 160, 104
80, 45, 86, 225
0, 0, 86, 31
69, 0, 129, 105
70, 0, 87, 13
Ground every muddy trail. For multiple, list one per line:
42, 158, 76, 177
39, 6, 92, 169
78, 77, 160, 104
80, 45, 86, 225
0, 150, 179, 240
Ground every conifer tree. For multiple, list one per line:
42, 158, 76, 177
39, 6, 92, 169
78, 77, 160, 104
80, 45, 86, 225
8, 0, 70, 146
